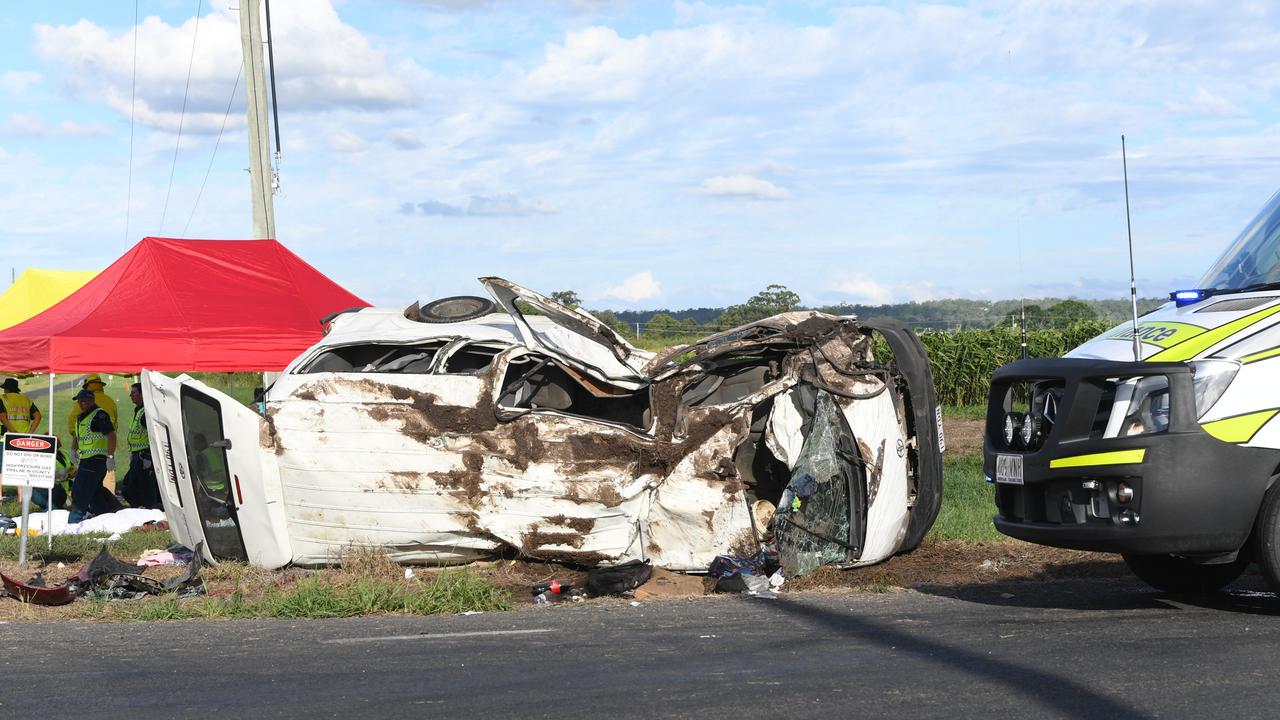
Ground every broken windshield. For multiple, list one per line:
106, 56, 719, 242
1199, 190, 1280, 291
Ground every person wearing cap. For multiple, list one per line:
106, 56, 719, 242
120, 382, 160, 509
1, 377, 42, 433
65, 373, 117, 438
69, 388, 116, 523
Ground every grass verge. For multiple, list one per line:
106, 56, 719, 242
927, 453, 1003, 543
80, 568, 513, 621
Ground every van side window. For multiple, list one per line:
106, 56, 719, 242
299, 342, 447, 374
498, 354, 651, 431
442, 343, 505, 374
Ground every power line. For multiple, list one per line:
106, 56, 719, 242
184, 61, 243, 236
123, 0, 138, 248
159, 0, 203, 235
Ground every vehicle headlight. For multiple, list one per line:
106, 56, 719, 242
1120, 376, 1170, 437
1021, 411, 1044, 449
1189, 359, 1239, 417
1003, 412, 1022, 448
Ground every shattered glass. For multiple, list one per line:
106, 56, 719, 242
775, 390, 866, 577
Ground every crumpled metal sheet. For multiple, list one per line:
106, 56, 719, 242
171, 307, 928, 577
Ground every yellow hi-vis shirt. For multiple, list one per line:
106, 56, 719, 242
2, 392, 35, 432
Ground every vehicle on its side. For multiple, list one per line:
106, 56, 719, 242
143, 278, 944, 576
985, 190, 1280, 593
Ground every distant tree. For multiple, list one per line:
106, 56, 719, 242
589, 309, 635, 338
717, 283, 803, 328
748, 284, 801, 313
1045, 299, 1098, 326
1004, 304, 1046, 329
645, 312, 685, 338
551, 290, 582, 309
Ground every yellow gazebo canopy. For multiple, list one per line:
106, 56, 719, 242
0, 268, 99, 331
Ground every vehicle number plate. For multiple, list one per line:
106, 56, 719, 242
995, 454, 1024, 485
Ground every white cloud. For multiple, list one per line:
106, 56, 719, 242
329, 130, 369, 152
33, 0, 414, 133
386, 129, 425, 150
0, 71, 41, 95
399, 194, 557, 217
835, 276, 894, 304
1166, 88, 1246, 117
697, 174, 790, 201
468, 194, 557, 216
603, 271, 661, 302
0, 112, 110, 138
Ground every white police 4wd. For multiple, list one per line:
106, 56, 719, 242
985, 189, 1280, 594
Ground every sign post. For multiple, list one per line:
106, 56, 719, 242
2, 433, 58, 567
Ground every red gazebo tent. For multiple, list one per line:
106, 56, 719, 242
0, 237, 369, 373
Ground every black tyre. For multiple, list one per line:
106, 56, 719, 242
1122, 552, 1249, 594
409, 296, 496, 324
1254, 480, 1280, 593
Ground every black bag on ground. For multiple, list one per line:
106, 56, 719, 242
585, 560, 653, 597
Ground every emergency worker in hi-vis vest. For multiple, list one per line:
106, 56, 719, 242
1, 377, 41, 433
69, 388, 116, 523
121, 382, 160, 508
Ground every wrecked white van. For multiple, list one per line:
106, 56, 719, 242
142, 278, 943, 575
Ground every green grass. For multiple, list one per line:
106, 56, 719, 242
0, 529, 168, 564
82, 569, 513, 621
942, 404, 987, 420
927, 453, 1003, 543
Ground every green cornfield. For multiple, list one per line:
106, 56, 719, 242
915, 320, 1113, 406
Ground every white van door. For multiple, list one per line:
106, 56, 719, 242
142, 371, 292, 568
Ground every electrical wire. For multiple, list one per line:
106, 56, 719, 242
183, 62, 242, 236
123, 0, 138, 248
159, 0, 203, 235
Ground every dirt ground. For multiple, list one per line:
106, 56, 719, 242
943, 416, 985, 455
0, 540, 1132, 620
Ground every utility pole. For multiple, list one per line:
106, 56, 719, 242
239, 0, 276, 239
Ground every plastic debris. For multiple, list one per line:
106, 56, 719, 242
531, 579, 576, 596
0, 542, 205, 606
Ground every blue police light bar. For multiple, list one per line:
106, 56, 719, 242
1170, 289, 1207, 307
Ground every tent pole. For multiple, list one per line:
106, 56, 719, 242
48, 372, 54, 551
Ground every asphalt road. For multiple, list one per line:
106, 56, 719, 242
3, 577, 1279, 719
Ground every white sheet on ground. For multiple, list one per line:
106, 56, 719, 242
21, 508, 166, 536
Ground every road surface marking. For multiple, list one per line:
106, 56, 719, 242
323, 628, 554, 644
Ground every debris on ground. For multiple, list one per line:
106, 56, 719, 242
633, 567, 704, 599
584, 559, 652, 597
0, 543, 204, 606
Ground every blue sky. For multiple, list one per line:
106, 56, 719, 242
4, 1, 1280, 310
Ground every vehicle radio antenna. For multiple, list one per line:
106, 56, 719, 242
1122, 135, 1141, 361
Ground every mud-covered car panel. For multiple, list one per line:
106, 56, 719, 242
143, 279, 941, 573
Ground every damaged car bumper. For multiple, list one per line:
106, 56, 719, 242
984, 358, 1279, 555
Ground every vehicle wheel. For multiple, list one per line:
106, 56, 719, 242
1254, 480, 1280, 593
412, 296, 495, 323
1122, 552, 1249, 594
